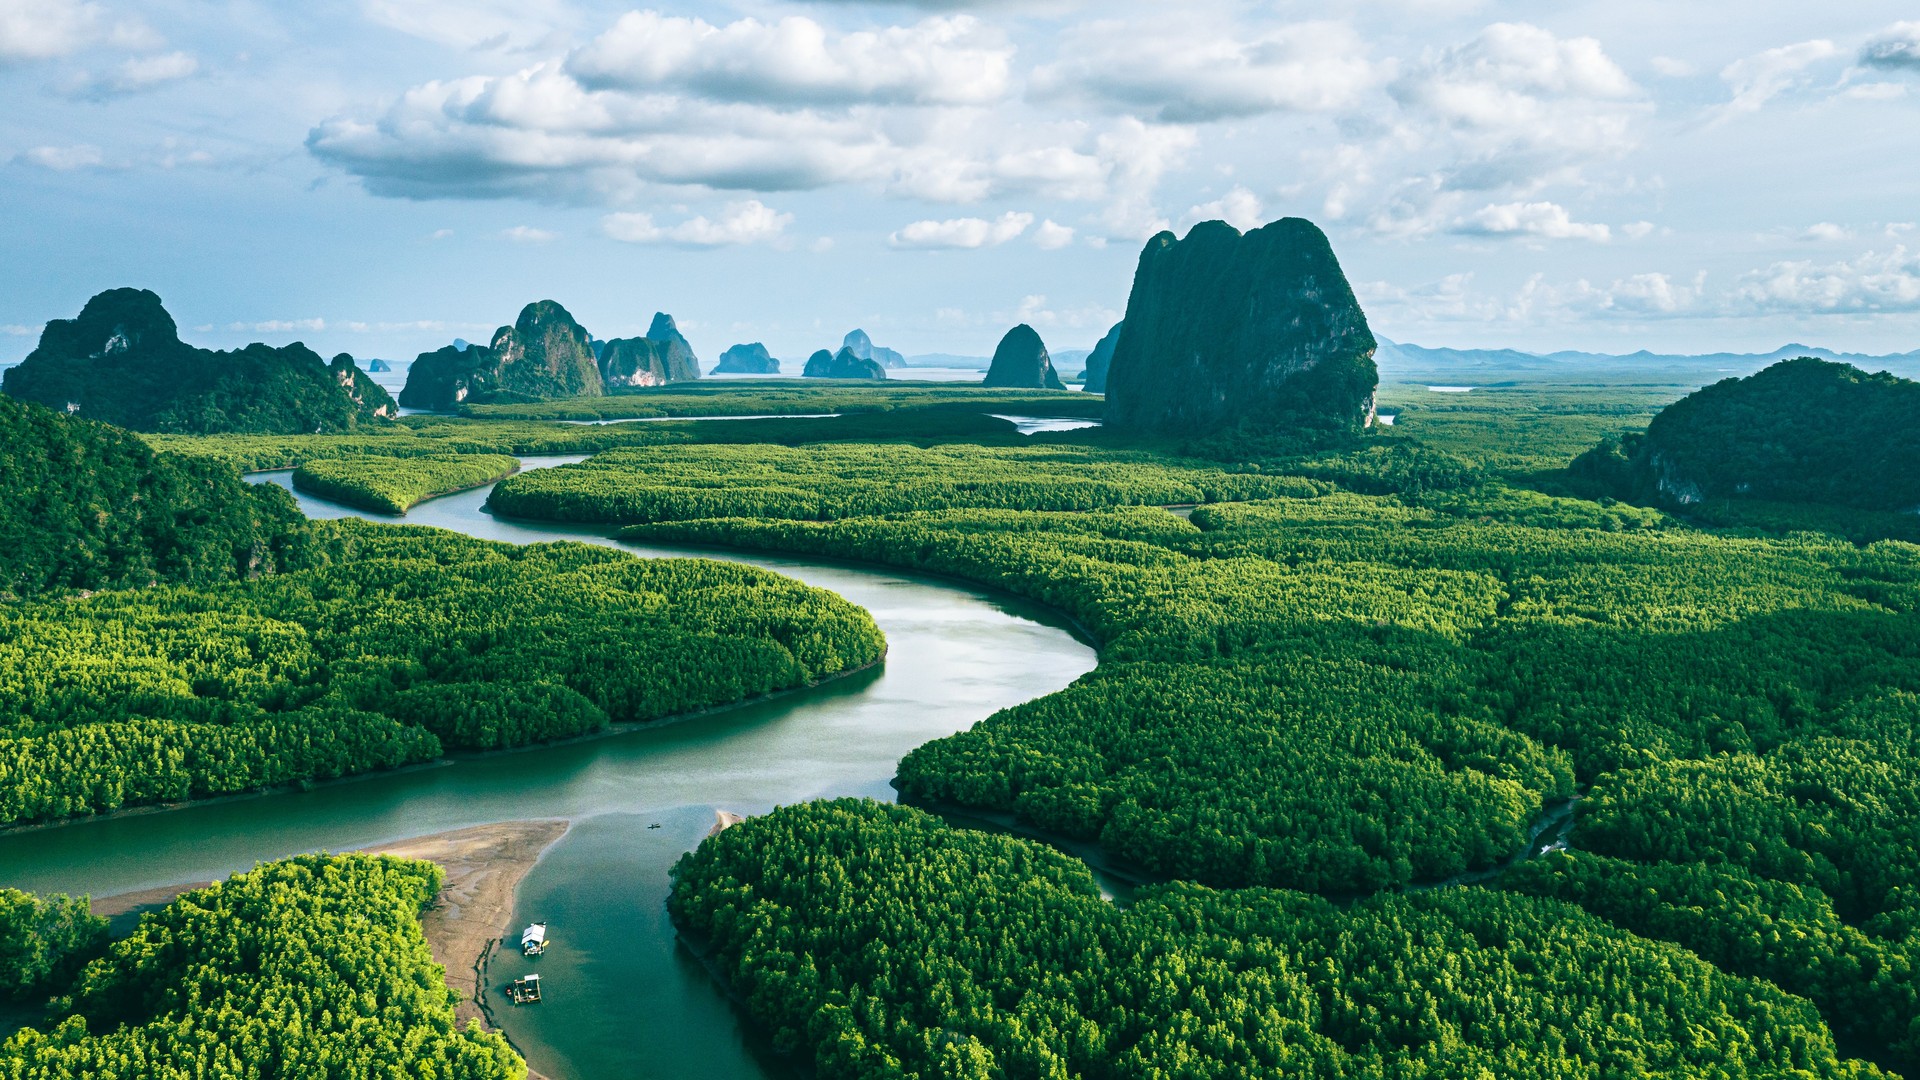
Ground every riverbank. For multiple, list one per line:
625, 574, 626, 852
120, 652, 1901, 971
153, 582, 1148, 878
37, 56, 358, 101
90, 821, 569, 1077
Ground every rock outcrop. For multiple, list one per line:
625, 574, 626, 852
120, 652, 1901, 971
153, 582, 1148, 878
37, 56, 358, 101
2, 288, 396, 434
1572, 357, 1920, 512
715, 343, 780, 374
1082, 321, 1122, 394
803, 347, 887, 380
1104, 218, 1378, 434
644, 313, 703, 380
844, 329, 906, 368
367, 358, 392, 373
983, 324, 1065, 390
399, 300, 602, 409
597, 314, 701, 389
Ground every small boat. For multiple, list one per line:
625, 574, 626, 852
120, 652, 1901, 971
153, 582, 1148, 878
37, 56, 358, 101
648, 823, 662, 830
507, 974, 542, 1005
520, 922, 549, 956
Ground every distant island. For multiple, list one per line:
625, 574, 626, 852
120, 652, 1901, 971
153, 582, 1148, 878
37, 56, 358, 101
714, 342, 780, 374
2, 288, 395, 434
982, 324, 1064, 390
400, 301, 702, 410
803, 347, 887, 379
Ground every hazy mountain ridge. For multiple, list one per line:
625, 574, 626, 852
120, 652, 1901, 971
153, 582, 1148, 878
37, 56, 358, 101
1379, 338, 1920, 382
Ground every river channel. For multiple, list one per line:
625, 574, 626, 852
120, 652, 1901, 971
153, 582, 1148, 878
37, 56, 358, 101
0, 456, 1098, 1079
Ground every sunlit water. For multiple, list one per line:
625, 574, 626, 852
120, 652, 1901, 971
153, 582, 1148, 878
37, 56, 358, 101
0, 457, 1097, 1079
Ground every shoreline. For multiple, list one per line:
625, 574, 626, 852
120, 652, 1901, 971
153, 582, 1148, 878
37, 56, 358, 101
0, 655, 885, 840
91, 820, 572, 1080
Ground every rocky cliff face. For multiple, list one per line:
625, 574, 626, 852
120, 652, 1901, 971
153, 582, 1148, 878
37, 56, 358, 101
844, 329, 906, 368
715, 343, 780, 374
400, 300, 602, 409
803, 347, 887, 379
983, 324, 1065, 390
1104, 218, 1378, 434
366, 358, 392, 373
598, 338, 678, 388
2, 288, 397, 433
643, 313, 703, 381
1082, 321, 1123, 394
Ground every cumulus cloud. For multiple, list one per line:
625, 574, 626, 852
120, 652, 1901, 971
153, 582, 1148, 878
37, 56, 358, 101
0, 0, 155, 62
16, 143, 104, 169
1183, 186, 1265, 231
1860, 21, 1920, 72
601, 200, 793, 246
1032, 219, 1075, 249
1733, 246, 1920, 313
569, 12, 1011, 107
1032, 18, 1376, 122
1717, 39, 1840, 117
1800, 222, 1851, 242
1390, 22, 1643, 182
501, 225, 555, 242
890, 210, 1033, 249
1453, 201, 1610, 241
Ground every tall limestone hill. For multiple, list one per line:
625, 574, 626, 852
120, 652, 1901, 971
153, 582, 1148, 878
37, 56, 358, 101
715, 343, 780, 374
843, 329, 906, 368
599, 314, 703, 389
3, 288, 396, 434
0, 393, 310, 598
803, 347, 887, 379
400, 300, 602, 409
1105, 219, 1377, 434
983, 324, 1064, 389
1571, 357, 1920, 511
1082, 321, 1122, 394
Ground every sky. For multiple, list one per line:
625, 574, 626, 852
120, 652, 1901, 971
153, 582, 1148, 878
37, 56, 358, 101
3, 0, 1919, 365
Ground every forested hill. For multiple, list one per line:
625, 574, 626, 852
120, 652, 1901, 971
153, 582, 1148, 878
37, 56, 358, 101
1572, 358, 1920, 511
0, 393, 312, 599
2, 288, 397, 434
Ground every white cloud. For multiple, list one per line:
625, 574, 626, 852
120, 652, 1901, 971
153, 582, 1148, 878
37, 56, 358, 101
890, 211, 1033, 249
1032, 18, 1376, 122
1648, 56, 1695, 78
1453, 201, 1610, 241
1621, 220, 1657, 239
1842, 81, 1908, 101
67, 49, 196, 97
1799, 222, 1851, 242
502, 225, 555, 242
602, 200, 793, 246
1860, 21, 1920, 72
1717, 39, 1840, 118
430, 228, 454, 239
3, 323, 36, 335
0, 0, 154, 62
1012, 293, 1123, 331
569, 12, 1011, 107
1733, 246, 1920, 313
1033, 219, 1075, 249
1093, 117, 1197, 239
1183, 185, 1265, 231
17, 143, 104, 169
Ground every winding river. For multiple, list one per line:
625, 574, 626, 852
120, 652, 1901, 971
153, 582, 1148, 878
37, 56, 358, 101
0, 457, 1098, 1079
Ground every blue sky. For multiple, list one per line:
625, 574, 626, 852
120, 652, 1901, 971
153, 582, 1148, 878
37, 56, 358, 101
3, 0, 1919, 364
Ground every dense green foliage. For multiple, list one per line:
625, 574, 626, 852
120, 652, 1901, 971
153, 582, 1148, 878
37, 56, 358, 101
0, 855, 526, 1079
1506, 852, 1920, 1069
0, 891, 107, 1005
2, 288, 395, 434
1573, 359, 1920, 511
0, 394, 311, 599
458, 380, 1102, 422
0, 522, 884, 824
293, 453, 519, 514
492, 444, 1320, 526
673, 800, 1887, 1079
399, 300, 603, 410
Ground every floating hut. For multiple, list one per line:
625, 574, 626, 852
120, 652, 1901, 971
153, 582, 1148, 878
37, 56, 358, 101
507, 974, 542, 1005
521, 922, 548, 956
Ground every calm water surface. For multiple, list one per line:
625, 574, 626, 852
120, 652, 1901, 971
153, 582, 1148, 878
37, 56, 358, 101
0, 457, 1097, 1079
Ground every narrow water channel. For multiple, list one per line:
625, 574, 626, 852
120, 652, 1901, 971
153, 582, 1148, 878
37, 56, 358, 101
0, 457, 1098, 1079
